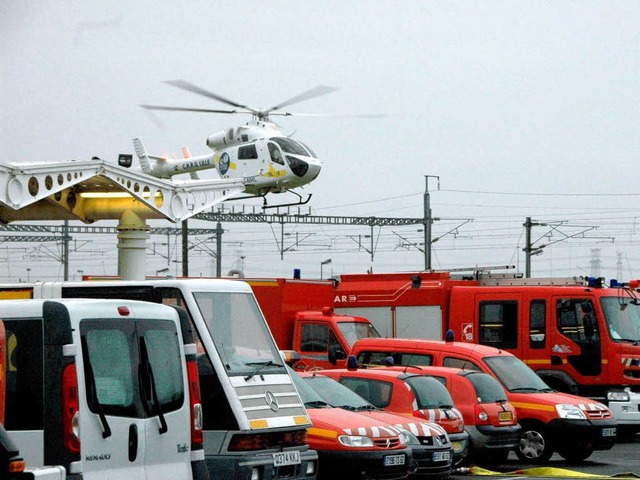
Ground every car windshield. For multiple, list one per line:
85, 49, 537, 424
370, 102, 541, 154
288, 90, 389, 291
337, 322, 381, 347
483, 355, 550, 392
404, 375, 454, 409
271, 137, 310, 156
464, 372, 508, 403
303, 374, 374, 410
193, 291, 284, 376
600, 296, 640, 343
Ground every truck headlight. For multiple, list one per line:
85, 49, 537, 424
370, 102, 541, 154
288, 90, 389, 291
338, 435, 374, 447
555, 404, 587, 420
607, 390, 630, 402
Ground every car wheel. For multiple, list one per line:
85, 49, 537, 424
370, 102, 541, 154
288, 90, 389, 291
515, 422, 554, 463
557, 445, 594, 462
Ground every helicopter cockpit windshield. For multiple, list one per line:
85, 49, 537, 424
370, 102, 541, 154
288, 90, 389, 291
271, 137, 313, 158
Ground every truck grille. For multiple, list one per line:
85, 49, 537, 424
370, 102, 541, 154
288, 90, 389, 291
232, 374, 309, 427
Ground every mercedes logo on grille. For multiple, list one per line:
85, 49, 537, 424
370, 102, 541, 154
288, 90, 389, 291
265, 391, 279, 412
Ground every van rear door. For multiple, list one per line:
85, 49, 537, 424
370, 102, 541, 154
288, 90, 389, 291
137, 319, 192, 480
78, 313, 191, 480
79, 319, 146, 480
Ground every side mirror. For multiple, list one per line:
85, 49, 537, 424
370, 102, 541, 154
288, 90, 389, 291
328, 345, 346, 364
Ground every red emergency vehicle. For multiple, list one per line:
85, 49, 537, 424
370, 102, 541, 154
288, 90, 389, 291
333, 272, 640, 436
288, 365, 413, 479
351, 338, 617, 463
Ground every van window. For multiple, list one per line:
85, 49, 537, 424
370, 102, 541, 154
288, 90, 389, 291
443, 356, 480, 371
479, 301, 518, 349
195, 291, 281, 376
142, 323, 184, 410
4, 319, 43, 430
529, 300, 546, 349
83, 327, 136, 413
81, 319, 185, 418
356, 351, 432, 367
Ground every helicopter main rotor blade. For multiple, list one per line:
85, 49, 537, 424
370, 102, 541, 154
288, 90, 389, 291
267, 85, 339, 113
139, 104, 240, 114
270, 111, 387, 119
164, 79, 257, 113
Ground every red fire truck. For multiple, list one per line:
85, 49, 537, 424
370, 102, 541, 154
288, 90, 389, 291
333, 271, 640, 436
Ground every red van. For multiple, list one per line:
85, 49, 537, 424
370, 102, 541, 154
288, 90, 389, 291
318, 367, 470, 466
387, 365, 520, 466
299, 370, 453, 479
351, 338, 617, 462
288, 366, 413, 479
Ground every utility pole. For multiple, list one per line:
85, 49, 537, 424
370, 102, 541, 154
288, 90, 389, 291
215, 222, 224, 277
182, 219, 189, 277
523, 217, 546, 278
424, 175, 439, 271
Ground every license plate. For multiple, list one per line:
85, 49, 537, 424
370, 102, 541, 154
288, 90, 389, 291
273, 451, 301, 467
602, 427, 617, 437
384, 454, 405, 466
432, 450, 451, 462
498, 411, 513, 422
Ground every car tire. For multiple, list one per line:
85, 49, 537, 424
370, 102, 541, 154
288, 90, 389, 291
515, 421, 554, 463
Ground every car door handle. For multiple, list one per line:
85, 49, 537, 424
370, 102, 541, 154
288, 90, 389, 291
128, 424, 138, 462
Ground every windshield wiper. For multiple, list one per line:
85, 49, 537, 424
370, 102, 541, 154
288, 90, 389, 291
354, 404, 378, 411
81, 337, 112, 438
616, 338, 639, 345
140, 337, 168, 434
304, 400, 330, 408
509, 387, 540, 393
244, 360, 282, 381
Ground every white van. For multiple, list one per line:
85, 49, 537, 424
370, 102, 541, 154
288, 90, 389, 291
1, 298, 207, 480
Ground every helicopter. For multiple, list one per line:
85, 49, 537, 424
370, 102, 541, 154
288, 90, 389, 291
133, 80, 337, 209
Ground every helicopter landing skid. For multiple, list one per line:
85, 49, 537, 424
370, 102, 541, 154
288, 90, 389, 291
262, 190, 312, 210
225, 189, 312, 209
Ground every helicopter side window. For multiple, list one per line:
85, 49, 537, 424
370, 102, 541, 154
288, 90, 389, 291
268, 142, 284, 165
238, 144, 258, 160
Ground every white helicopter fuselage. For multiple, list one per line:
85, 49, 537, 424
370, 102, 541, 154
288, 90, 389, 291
135, 121, 321, 196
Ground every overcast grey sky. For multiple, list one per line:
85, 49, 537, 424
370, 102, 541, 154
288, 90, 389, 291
1, 1, 639, 282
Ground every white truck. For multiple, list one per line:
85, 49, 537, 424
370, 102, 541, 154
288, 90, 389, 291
0, 279, 318, 480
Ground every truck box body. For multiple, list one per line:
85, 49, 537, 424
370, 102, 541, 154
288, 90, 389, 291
333, 272, 640, 436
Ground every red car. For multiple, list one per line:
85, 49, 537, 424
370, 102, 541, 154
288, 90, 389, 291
299, 371, 453, 479
385, 365, 521, 466
319, 367, 470, 466
287, 366, 413, 479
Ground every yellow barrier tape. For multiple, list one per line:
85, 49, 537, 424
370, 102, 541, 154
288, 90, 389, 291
464, 466, 640, 478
